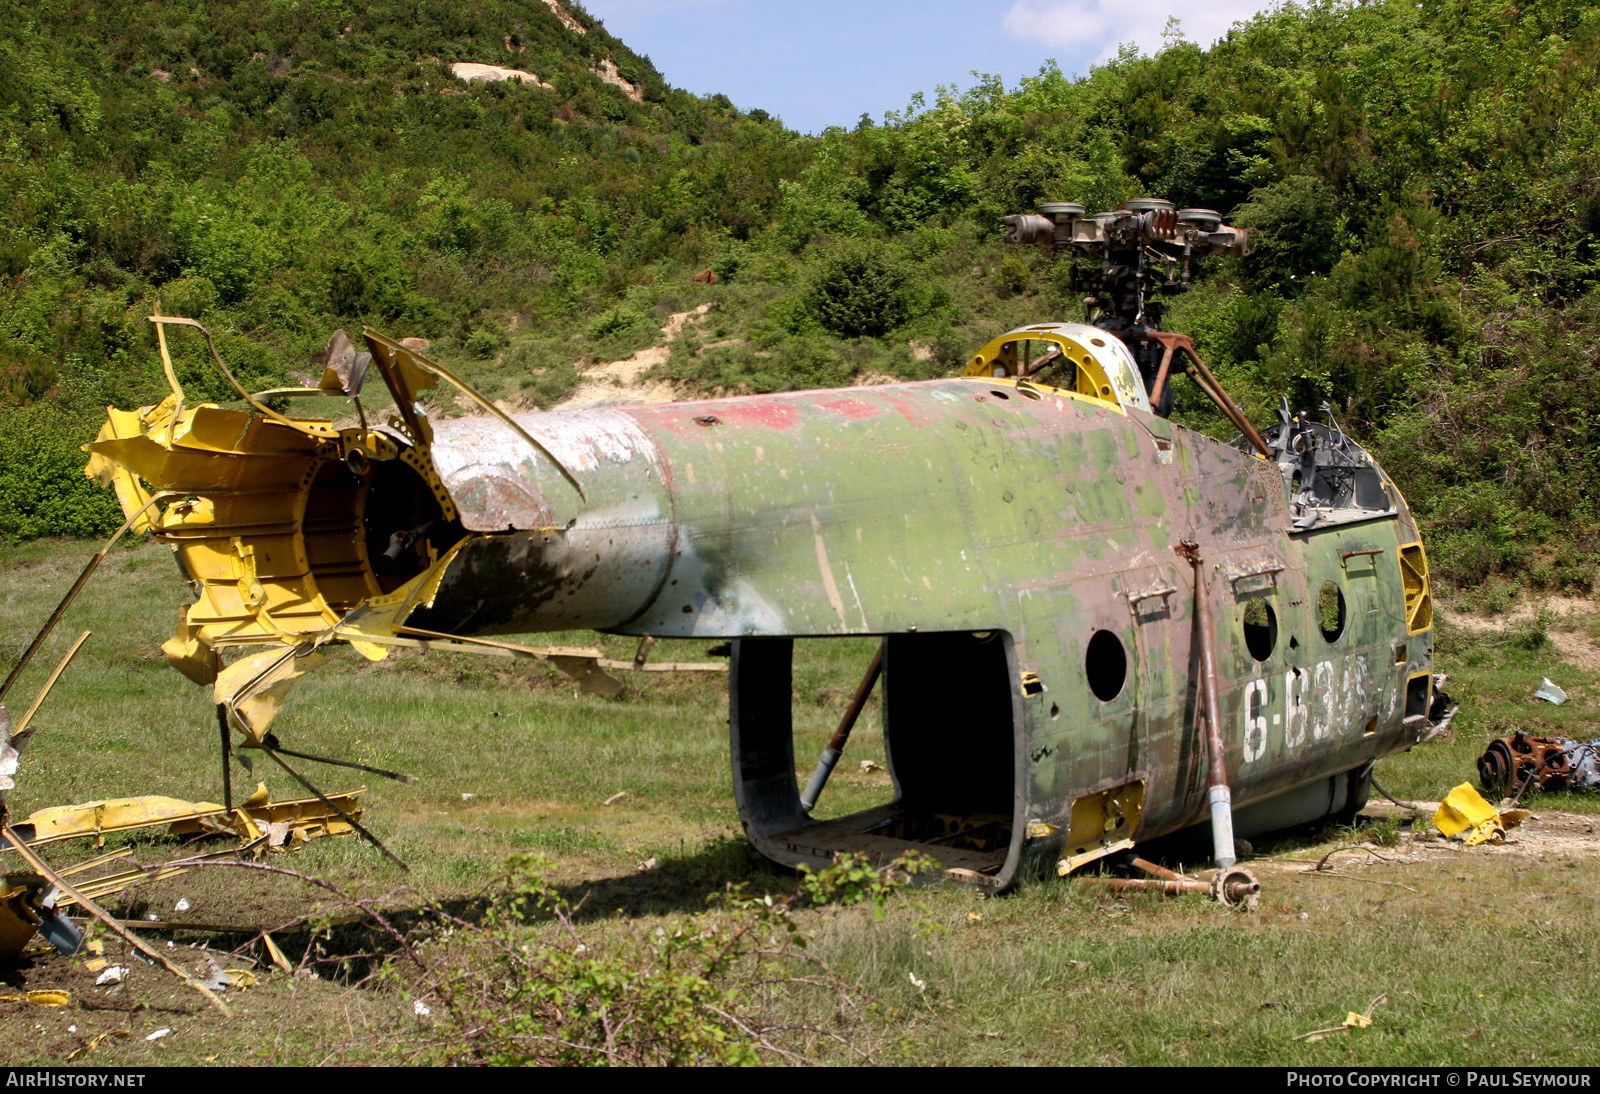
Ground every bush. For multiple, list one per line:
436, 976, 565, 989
806, 244, 911, 338
403, 853, 900, 1065
0, 403, 121, 540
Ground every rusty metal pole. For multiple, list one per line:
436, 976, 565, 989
1179, 541, 1237, 868
1148, 340, 1176, 409
1181, 349, 1272, 458
1077, 876, 1209, 897
799, 641, 885, 813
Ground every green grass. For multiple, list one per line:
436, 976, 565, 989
2, 536, 1599, 1064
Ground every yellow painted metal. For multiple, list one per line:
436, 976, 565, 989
214, 647, 327, 743
1056, 780, 1145, 873
193, 784, 366, 844
962, 323, 1148, 414
16, 795, 226, 846
3, 787, 365, 849
0, 881, 43, 960
87, 392, 474, 686
1057, 838, 1136, 877
1398, 541, 1433, 634
0, 990, 70, 1007
1433, 782, 1504, 846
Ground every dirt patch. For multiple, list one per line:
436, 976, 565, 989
1444, 595, 1595, 633
589, 58, 642, 102
555, 303, 711, 410
1248, 803, 1600, 896
1446, 594, 1600, 670
448, 62, 551, 88
542, 0, 587, 34
1547, 629, 1600, 672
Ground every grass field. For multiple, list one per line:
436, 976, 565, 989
1, 535, 1598, 1065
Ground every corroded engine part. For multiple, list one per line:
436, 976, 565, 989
1479, 731, 1600, 796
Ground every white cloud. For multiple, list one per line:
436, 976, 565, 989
1003, 0, 1281, 63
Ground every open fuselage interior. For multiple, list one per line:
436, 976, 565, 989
731, 632, 1020, 879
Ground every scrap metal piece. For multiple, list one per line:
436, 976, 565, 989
1178, 539, 1237, 868
1433, 782, 1524, 846
1209, 864, 1262, 910
0, 873, 82, 960
799, 641, 885, 813
1478, 731, 1600, 797
309, 329, 370, 397
2, 787, 367, 849
1533, 678, 1568, 705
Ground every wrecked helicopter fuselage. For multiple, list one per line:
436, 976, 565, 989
78, 203, 1440, 893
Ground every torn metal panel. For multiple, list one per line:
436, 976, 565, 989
1, 786, 366, 849
0, 874, 82, 961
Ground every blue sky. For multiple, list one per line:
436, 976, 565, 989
578, 1, 1282, 134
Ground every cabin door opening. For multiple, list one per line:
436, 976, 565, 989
728, 631, 1022, 884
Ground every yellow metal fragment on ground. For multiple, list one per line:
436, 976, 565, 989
199, 786, 366, 845
14, 796, 226, 846
1433, 783, 1521, 846
1294, 994, 1386, 1042
0, 881, 43, 959
0, 990, 70, 1006
261, 931, 292, 974
67, 1029, 130, 1061
4, 787, 365, 850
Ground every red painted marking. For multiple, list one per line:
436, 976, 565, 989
876, 391, 934, 429
811, 396, 882, 420
713, 402, 802, 430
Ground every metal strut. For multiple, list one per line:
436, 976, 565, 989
799, 641, 886, 813
261, 748, 410, 872
1178, 540, 1237, 868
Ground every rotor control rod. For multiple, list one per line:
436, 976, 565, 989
799, 641, 885, 814
1179, 540, 1238, 869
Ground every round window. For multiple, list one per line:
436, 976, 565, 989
1242, 597, 1277, 662
1319, 580, 1346, 642
1085, 629, 1128, 702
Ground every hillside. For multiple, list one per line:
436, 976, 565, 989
2, 0, 1598, 596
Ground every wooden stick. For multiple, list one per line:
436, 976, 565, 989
0, 824, 232, 1017
10, 630, 91, 747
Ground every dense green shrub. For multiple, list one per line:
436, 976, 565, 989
0, 404, 121, 539
806, 244, 911, 338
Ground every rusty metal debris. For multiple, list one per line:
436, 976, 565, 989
1177, 538, 1238, 870
1478, 731, 1600, 799
1074, 857, 1260, 910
